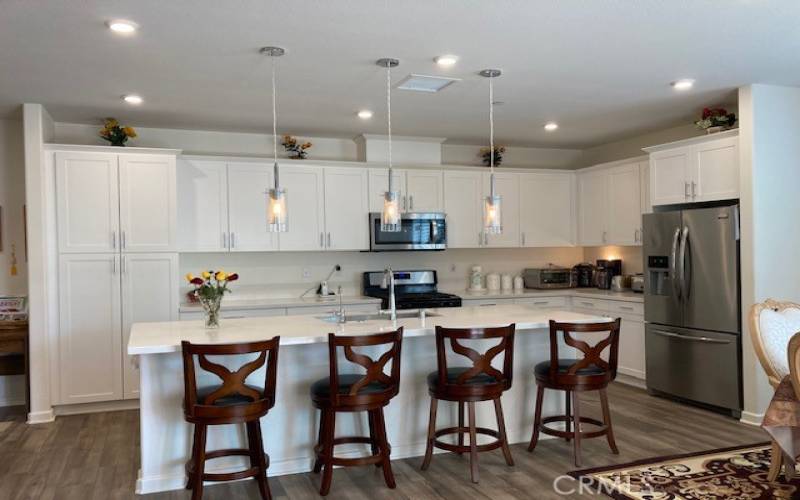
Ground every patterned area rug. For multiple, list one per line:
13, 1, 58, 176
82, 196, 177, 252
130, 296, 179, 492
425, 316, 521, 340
569, 443, 800, 499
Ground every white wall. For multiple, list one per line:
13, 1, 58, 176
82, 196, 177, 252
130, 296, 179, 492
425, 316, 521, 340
0, 117, 27, 406
738, 85, 800, 422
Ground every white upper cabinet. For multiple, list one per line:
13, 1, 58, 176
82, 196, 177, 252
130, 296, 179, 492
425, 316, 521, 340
121, 253, 178, 399
177, 159, 229, 252
606, 163, 642, 245
324, 167, 369, 251
578, 169, 608, 246
482, 172, 520, 247
278, 165, 326, 251
443, 170, 483, 248
227, 162, 278, 252
118, 155, 177, 252
56, 152, 120, 253
368, 169, 407, 213
406, 170, 444, 212
519, 173, 575, 247
645, 130, 739, 206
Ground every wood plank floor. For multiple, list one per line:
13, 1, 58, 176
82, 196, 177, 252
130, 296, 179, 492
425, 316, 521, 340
0, 383, 766, 499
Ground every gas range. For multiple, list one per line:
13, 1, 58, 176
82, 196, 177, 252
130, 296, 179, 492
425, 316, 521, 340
362, 270, 462, 310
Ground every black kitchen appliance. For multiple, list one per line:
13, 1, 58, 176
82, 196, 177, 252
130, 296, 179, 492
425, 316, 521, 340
572, 263, 595, 288
595, 259, 622, 290
362, 270, 462, 310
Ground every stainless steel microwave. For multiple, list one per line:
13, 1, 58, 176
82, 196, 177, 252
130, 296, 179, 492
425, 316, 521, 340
369, 212, 447, 251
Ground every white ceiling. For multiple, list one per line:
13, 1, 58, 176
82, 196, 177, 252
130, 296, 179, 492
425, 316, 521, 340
1, 0, 798, 148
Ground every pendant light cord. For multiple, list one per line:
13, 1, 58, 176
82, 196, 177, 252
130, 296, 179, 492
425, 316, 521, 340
271, 55, 279, 189
489, 74, 495, 197
386, 63, 393, 192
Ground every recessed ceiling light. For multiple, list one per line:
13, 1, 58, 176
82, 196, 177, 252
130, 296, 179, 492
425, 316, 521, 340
544, 122, 559, 131
671, 79, 695, 90
357, 110, 373, 119
106, 20, 138, 34
123, 94, 143, 105
434, 55, 459, 67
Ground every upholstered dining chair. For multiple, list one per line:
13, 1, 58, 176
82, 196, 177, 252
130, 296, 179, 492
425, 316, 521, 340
749, 299, 800, 481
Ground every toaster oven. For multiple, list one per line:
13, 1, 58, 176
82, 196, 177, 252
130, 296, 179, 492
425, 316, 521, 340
523, 268, 575, 289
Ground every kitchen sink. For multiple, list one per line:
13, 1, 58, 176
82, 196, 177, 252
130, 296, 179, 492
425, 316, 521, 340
316, 310, 441, 323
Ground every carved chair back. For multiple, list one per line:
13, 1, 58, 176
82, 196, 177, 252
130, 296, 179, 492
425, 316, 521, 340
547, 320, 620, 387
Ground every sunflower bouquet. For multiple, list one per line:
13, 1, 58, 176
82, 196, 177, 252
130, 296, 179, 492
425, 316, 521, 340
186, 270, 239, 328
99, 118, 137, 146
281, 135, 313, 159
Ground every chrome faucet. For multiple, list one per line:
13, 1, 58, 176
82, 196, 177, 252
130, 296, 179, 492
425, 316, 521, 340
336, 286, 346, 324
381, 267, 397, 321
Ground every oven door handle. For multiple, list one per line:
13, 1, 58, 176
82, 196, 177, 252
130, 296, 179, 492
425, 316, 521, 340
430, 220, 438, 241
652, 329, 731, 345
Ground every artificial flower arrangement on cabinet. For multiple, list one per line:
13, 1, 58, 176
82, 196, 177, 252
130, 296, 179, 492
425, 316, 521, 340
479, 145, 505, 166
186, 270, 239, 329
99, 118, 137, 146
281, 135, 313, 159
694, 107, 737, 133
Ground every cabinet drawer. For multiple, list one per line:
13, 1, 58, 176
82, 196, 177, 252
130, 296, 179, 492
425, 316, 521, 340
179, 307, 287, 321
572, 297, 608, 311
514, 297, 568, 308
462, 298, 514, 307
287, 303, 379, 316
606, 300, 644, 317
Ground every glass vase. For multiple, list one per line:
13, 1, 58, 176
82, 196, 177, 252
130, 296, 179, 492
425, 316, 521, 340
200, 295, 222, 329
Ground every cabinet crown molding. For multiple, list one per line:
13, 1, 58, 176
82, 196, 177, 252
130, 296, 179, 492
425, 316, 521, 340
45, 143, 182, 155
642, 128, 738, 154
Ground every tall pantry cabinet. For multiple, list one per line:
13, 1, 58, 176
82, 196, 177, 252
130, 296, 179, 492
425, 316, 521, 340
52, 147, 179, 404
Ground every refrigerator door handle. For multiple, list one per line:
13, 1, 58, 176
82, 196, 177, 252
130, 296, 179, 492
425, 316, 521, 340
652, 329, 732, 345
670, 227, 682, 300
679, 226, 690, 300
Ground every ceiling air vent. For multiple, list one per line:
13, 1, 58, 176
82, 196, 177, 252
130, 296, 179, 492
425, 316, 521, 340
396, 74, 460, 93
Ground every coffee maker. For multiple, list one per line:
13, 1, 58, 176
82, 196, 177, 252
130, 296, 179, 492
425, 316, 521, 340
595, 259, 622, 290
572, 263, 595, 288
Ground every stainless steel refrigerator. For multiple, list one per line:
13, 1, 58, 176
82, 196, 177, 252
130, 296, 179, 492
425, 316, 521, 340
643, 204, 742, 417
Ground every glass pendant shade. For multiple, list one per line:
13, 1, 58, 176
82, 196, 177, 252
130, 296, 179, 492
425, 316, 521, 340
381, 190, 401, 232
267, 187, 288, 232
484, 193, 503, 235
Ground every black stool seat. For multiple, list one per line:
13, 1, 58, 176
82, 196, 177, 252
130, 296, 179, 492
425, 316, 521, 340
196, 385, 262, 407
534, 359, 605, 378
427, 367, 499, 388
311, 374, 391, 398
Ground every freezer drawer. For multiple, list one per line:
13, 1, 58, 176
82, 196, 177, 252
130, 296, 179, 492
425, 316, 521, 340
645, 324, 741, 411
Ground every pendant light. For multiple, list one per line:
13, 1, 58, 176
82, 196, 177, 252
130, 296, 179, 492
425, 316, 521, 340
262, 46, 288, 232
480, 69, 503, 235
377, 57, 401, 232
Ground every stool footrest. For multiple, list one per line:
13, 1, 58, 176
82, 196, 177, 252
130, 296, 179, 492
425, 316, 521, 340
540, 415, 609, 440
432, 426, 503, 454
186, 448, 270, 483
314, 435, 386, 467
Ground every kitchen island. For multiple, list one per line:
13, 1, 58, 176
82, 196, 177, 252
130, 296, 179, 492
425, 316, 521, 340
128, 304, 611, 494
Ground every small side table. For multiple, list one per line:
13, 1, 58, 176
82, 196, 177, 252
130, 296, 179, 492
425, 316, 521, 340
0, 325, 29, 414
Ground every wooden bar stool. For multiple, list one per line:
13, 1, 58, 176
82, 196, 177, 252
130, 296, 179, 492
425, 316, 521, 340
311, 328, 403, 496
527, 319, 621, 467
421, 324, 516, 484
181, 338, 280, 500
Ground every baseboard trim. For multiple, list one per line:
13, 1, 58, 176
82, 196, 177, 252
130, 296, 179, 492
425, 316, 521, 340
136, 428, 549, 494
27, 408, 55, 424
739, 410, 764, 427
54, 399, 139, 417
614, 373, 647, 390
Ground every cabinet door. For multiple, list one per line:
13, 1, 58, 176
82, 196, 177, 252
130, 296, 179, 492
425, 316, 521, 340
121, 253, 178, 399
618, 316, 646, 379
483, 172, 520, 247
177, 159, 229, 252
324, 167, 369, 251
367, 169, 407, 213
406, 170, 444, 212
227, 163, 278, 252
693, 136, 739, 202
278, 165, 326, 251
118, 154, 177, 252
519, 173, 575, 247
58, 254, 122, 404
55, 152, 119, 253
650, 149, 690, 206
443, 171, 483, 248
606, 163, 642, 246
577, 170, 607, 246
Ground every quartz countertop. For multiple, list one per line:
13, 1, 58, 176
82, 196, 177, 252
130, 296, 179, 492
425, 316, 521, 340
129, 304, 611, 355
179, 295, 381, 313
443, 287, 644, 303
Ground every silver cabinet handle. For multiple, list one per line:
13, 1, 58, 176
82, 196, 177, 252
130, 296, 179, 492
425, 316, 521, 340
521, 232, 526, 246
619, 305, 634, 311
327, 232, 331, 247
484, 232, 489, 245
691, 181, 697, 198
121, 231, 127, 249
634, 229, 640, 243
534, 301, 549, 306
222, 232, 228, 249
684, 181, 690, 199
478, 231, 483, 246
402, 196, 407, 212
479, 303, 497, 307
111, 231, 117, 249
652, 329, 731, 345
121, 256, 126, 275
320, 232, 324, 248
409, 195, 414, 211
230, 232, 236, 249
602, 231, 607, 243
580, 301, 595, 307
112, 257, 116, 274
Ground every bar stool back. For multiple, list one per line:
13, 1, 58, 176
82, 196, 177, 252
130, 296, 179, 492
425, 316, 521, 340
181, 338, 280, 500
421, 324, 516, 483
311, 328, 403, 496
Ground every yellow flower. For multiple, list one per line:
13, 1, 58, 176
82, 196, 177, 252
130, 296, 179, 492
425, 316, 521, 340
104, 118, 118, 128
216, 271, 227, 281
202, 271, 211, 279
123, 126, 137, 138
185, 273, 194, 282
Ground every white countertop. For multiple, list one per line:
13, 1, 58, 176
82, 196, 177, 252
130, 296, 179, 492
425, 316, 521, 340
129, 304, 611, 355
447, 287, 644, 303
179, 294, 381, 313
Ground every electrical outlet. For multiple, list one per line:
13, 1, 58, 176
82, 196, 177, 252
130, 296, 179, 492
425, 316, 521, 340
302, 268, 311, 280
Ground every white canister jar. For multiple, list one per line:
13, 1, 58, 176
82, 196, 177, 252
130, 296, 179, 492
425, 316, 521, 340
486, 273, 501, 291
501, 274, 513, 291
513, 275, 525, 291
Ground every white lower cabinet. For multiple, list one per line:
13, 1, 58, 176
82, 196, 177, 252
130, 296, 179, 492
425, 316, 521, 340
58, 252, 178, 404
58, 254, 123, 404
121, 254, 178, 399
